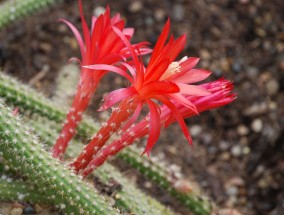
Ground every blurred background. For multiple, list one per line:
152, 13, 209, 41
0, 0, 283, 214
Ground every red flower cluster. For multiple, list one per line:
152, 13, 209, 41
53, 0, 235, 176
52, 0, 150, 158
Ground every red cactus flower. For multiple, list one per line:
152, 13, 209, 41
82, 78, 235, 176
52, 0, 151, 158
71, 19, 213, 172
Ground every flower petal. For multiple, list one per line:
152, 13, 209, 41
169, 93, 198, 114
177, 83, 211, 96
172, 69, 211, 84
78, 0, 91, 53
148, 19, 170, 66
155, 95, 193, 145
142, 100, 161, 156
83, 64, 133, 83
112, 26, 143, 85
139, 81, 180, 97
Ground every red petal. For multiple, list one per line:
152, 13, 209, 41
177, 84, 211, 96
139, 81, 179, 97
112, 26, 143, 85
172, 69, 212, 84
148, 19, 170, 66
142, 100, 161, 156
169, 93, 198, 114
83, 64, 133, 83
155, 95, 193, 144
145, 58, 170, 82
78, 0, 91, 54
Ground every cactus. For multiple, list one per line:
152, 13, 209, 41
0, 101, 119, 215
24, 114, 174, 215
0, 0, 62, 30
0, 72, 213, 214
0, 177, 48, 204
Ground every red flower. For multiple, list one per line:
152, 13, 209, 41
86, 19, 211, 156
72, 19, 215, 173
82, 78, 236, 176
52, 0, 151, 158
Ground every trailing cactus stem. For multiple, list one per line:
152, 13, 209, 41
0, 0, 62, 30
0, 72, 213, 214
0, 178, 49, 204
0, 72, 97, 138
0, 102, 118, 215
24, 115, 174, 215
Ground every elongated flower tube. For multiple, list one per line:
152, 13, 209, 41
82, 78, 235, 176
72, 19, 213, 172
52, 0, 151, 158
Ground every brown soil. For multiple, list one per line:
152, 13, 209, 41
0, 0, 284, 214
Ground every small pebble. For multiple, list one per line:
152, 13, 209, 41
93, 6, 105, 16
227, 177, 245, 187
265, 79, 279, 96
231, 145, 242, 157
242, 146, 250, 155
218, 208, 243, 215
226, 186, 239, 196
190, 125, 202, 137
237, 124, 249, 136
200, 49, 211, 60
172, 4, 184, 21
10, 208, 23, 215
251, 118, 263, 133
144, 181, 152, 189
219, 140, 230, 151
154, 9, 166, 21
220, 152, 231, 161
247, 66, 259, 78
23, 206, 36, 214
128, 1, 143, 13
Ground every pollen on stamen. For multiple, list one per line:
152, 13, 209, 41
160, 60, 184, 80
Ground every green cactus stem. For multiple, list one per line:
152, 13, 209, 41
0, 0, 62, 30
24, 114, 173, 215
0, 72, 213, 214
0, 101, 119, 215
0, 177, 49, 204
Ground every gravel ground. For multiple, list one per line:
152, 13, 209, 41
0, 0, 284, 214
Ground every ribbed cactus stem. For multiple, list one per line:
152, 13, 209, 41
24, 114, 174, 215
0, 177, 49, 204
0, 0, 62, 30
0, 72, 97, 138
0, 72, 213, 214
0, 102, 119, 215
